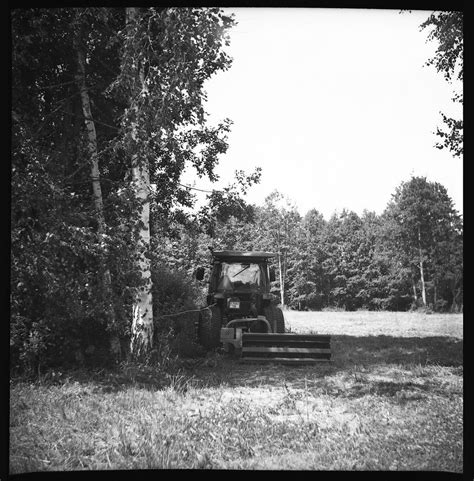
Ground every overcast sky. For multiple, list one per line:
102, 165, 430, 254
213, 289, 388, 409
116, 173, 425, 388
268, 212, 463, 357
182, 7, 463, 220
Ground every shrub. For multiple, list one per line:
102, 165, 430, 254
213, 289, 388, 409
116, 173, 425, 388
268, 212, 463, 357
151, 264, 205, 359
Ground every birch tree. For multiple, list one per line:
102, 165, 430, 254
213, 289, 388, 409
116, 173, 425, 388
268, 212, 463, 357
110, 7, 235, 357
73, 11, 122, 358
254, 191, 301, 308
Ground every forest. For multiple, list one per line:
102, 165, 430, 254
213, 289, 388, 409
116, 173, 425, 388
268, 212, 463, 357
11, 8, 463, 373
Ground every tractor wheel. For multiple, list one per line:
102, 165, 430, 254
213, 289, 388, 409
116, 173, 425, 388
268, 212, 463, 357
198, 305, 222, 349
274, 307, 285, 333
263, 306, 275, 333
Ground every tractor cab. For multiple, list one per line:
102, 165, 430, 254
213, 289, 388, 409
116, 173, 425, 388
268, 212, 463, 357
215, 261, 265, 292
205, 251, 275, 310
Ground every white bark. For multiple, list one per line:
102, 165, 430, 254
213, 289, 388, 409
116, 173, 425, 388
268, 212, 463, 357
417, 226, 427, 306
412, 276, 418, 303
130, 156, 154, 357
278, 250, 284, 308
275, 229, 285, 308
75, 37, 105, 225
450, 276, 462, 312
126, 7, 154, 358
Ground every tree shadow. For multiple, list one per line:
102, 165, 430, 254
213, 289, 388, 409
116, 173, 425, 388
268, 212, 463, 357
31, 334, 461, 394
331, 334, 463, 368
190, 335, 463, 390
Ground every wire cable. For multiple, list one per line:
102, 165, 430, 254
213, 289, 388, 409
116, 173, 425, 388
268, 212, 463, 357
156, 303, 216, 320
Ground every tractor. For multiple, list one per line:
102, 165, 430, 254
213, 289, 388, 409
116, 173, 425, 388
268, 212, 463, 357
195, 250, 331, 363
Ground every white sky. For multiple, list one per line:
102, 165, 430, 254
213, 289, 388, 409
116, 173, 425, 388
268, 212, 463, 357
182, 8, 463, 220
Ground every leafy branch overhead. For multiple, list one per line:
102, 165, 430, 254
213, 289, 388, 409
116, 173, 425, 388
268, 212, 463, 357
198, 167, 262, 236
420, 11, 463, 157
110, 8, 236, 218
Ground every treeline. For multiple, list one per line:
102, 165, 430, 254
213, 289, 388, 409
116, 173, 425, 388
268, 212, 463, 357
156, 180, 463, 315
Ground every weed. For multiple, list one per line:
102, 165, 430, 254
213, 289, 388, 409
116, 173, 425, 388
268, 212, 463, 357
165, 372, 195, 395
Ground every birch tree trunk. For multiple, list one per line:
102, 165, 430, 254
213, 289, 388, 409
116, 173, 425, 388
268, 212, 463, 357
129, 156, 154, 357
74, 27, 121, 360
451, 276, 462, 312
412, 276, 418, 304
284, 250, 287, 293
126, 7, 154, 358
417, 226, 427, 306
278, 251, 284, 308
276, 229, 284, 308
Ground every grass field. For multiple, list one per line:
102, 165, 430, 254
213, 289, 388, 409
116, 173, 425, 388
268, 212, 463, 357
10, 311, 463, 472
285, 310, 463, 338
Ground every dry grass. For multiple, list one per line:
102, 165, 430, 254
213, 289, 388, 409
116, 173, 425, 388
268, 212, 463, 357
10, 311, 463, 472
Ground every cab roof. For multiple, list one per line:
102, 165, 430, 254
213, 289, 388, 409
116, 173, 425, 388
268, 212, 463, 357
212, 250, 277, 263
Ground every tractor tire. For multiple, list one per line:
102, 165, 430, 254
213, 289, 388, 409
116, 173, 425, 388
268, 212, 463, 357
198, 305, 222, 350
263, 306, 275, 333
264, 306, 285, 333
274, 307, 285, 333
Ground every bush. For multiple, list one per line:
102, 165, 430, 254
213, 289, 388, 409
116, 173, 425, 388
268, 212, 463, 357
151, 264, 205, 359
434, 299, 449, 312
371, 293, 412, 311
10, 228, 137, 374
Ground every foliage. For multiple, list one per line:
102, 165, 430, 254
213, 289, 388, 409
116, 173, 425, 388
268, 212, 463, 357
191, 177, 461, 315
11, 7, 236, 373
150, 264, 205, 360
420, 11, 463, 157
151, 264, 202, 317
198, 167, 262, 237
111, 7, 236, 226
153, 176, 462, 320
420, 11, 463, 83
288, 209, 327, 310
383, 176, 462, 311
252, 191, 302, 306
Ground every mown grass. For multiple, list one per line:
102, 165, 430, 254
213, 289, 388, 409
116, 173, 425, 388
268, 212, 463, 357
10, 311, 463, 472
284, 310, 463, 338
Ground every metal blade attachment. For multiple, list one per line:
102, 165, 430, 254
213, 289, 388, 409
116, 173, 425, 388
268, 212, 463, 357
240, 333, 331, 364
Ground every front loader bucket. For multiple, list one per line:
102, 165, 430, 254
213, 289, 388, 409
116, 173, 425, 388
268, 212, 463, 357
240, 333, 331, 364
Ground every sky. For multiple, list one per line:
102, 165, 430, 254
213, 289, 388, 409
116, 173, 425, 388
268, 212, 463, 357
182, 8, 463, 220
